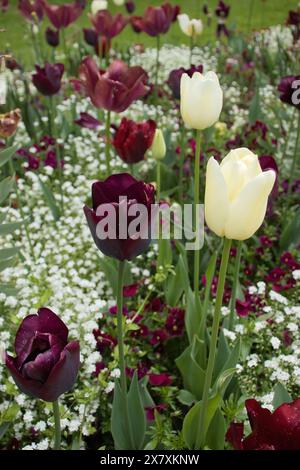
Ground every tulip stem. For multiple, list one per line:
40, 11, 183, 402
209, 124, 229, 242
52, 399, 61, 450
247, 0, 255, 33
196, 237, 232, 449
105, 111, 111, 176
288, 111, 300, 195
155, 35, 160, 120
229, 241, 242, 330
193, 129, 201, 299
189, 35, 194, 67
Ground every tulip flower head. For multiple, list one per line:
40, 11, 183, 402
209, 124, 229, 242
167, 64, 203, 100
5, 308, 80, 402
178, 14, 203, 37
89, 10, 127, 38
18, 0, 44, 23
278, 75, 300, 110
131, 3, 180, 37
84, 173, 155, 261
151, 129, 166, 160
45, 27, 60, 47
78, 57, 148, 112
113, 117, 156, 164
204, 148, 276, 240
43, 1, 83, 29
180, 71, 223, 130
32, 63, 64, 96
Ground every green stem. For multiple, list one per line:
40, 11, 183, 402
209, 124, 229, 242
49, 95, 64, 215
116, 260, 134, 448
288, 111, 300, 195
52, 400, 61, 450
196, 238, 232, 449
189, 35, 194, 67
178, 131, 185, 206
157, 160, 162, 267
155, 35, 160, 120
105, 110, 111, 176
229, 241, 242, 330
193, 129, 201, 298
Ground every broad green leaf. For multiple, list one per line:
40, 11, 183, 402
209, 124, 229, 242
0, 284, 19, 296
0, 247, 20, 260
176, 336, 206, 400
98, 256, 118, 297
165, 254, 189, 306
199, 251, 218, 341
178, 389, 197, 406
0, 257, 16, 272
213, 330, 230, 382
111, 380, 131, 450
273, 383, 292, 409
0, 219, 27, 236
38, 177, 61, 221
185, 287, 202, 343
0, 213, 7, 223
206, 408, 226, 450
0, 422, 10, 440
0, 176, 14, 205
157, 238, 172, 267
280, 209, 300, 250
0, 145, 18, 168
127, 372, 146, 450
139, 376, 155, 408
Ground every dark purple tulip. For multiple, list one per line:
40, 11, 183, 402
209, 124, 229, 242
131, 3, 180, 37
1, 0, 9, 13
18, 0, 44, 22
286, 9, 300, 27
43, 1, 83, 29
74, 112, 101, 129
78, 57, 148, 113
125, 1, 135, 14
259, 155, 279, 197
167, 64, 203, 100
84, 173, 155, 261
5, 308, 80, 402
278, 75, 300, 109
215, 1, 230, 18
83, 27, 98, 47
45, 27, 60, 47
89, 10, 127, 39
32, 63, 64, 96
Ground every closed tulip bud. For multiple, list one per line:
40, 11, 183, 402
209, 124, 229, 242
204, 148, 276, 240
180, 71, 223, 130
151, 129, 166, 160
178, 14, 203, 37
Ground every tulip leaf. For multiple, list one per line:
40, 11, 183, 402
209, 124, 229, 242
206, 408, 226, 450
0, 422, 10, 440
0, 145, 18, 168
99, 256, 118, 296
176, 335, 206, 399
127, 371, 146, 450
0, 176, 14, 205
213, 330, 230, 381
178, 389, 197, 406
185, 287, 202, 343
111, 379, 132, 450
157, 238, 172, 267
164, 254, 189, 306
280, 208, 300, 250
38, 177, 61, 221
0, 257, 16, 272
0, 213, 7, 224
213, 339, 241, 391
0, 284, 19, 296
0, 219, 27, 236
0, 247, 20, 260
139, 376, 155, 408
272, 383, 292, 408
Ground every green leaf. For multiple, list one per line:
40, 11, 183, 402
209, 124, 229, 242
157, 238, 172, 267
127, 372, 146, 450
0, 284, 19, 296
176, 335, 206, 400
178, 389, 197, 406
272, 383, 292, 408
0, 145, 18, 168
111, 380, 131, 450
280, 209, 300, 250
38, 177, 61, 221
99, 256, 118, 296
165, 254, 189, 306
0, 247, 20, 260
0, 257, 16, 272
206, 408, 226, 450
0, 422, 10, 440
139, 376, 155, 409
213, 330, 230, 382
0, 176, 14, 205
0, 213, 7, 224
0, 219, 27, 236
185, 287, 202, 343
213, 335, 241, 388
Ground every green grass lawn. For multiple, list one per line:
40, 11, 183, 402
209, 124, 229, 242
1, 0, 298, 66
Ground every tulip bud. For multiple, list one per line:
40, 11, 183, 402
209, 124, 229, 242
180, 71, 223, 130
0, 57, 7, 105
204, 148, 276, 241
91, 0, 107, 15
113, 0, 125, 5
178, 14, 203, 37
151, 129, 166, 160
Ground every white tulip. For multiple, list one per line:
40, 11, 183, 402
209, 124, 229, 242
178, 14, 203, 37
113, 0, 125, 5
180, 71, 223, 130
91, 0, 108, 15
204, 148, 276, 240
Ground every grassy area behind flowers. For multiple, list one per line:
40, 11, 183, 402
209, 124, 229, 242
1, 0, 299, 66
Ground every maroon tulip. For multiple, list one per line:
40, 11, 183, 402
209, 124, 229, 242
5, 308, 80, 402
18, 0, 43, 21
167, 64, 203, 100
286, 9, 300, 27
278, 75, 300, 109
43, 1, 83, 29
131, 3, 180, 37
89, 10, 127, 39
78, 57, 148, 113
74, 112, 101, 129
259, 155, 279, 196
1, 0, 9, 13
227, 398, 300, 450
125, 1, 135, 14
32, 63, 64, 96
83, 27, 98, 47
45, 27, 59, 47
84, 173, 155, 261
113, 117, 156, 164
215, 0, 230, 18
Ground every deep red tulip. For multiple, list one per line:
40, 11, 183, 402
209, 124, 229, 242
125, 1, 135, 14
5, 308, 80, 402
113, 117, 156, 164
83, 28, 109, 57
78, 57, 148, 112
227, 398, 300, 450
18, 0, 43, 21
259, 155, 279, 196
84, 173, 155, 261
167, 64, 203, 100
286, 8, 300, 27
215, 0, 230, 18
32, 63, 64, 95
45, 27, 59, 47
43, 1, 83, 29
74, 112, 101, 129
89, 10, 127, 39
131, 3, 180, 37
278, 75, 300, 109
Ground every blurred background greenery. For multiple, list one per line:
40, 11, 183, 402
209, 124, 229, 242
1, 0, 298, 66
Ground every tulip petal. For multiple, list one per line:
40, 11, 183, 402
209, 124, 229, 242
225, 170, 276, 240
5, 353, 43, 398
37, 308, 68, 344
40, 341, 80, 402
204, 157, 229, 237
14, 314, 39, 367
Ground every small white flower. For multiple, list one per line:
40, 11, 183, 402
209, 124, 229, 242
292, 269, 300, 281
269, 290, 288, 305
270, 336, 281, 350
